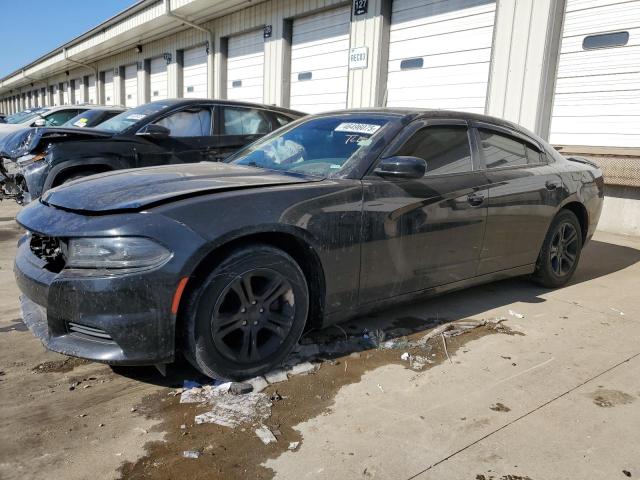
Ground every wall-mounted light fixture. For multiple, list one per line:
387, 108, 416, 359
162, 52, 172, 64
135, 44, 143, 54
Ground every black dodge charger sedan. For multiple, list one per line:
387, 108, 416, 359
1, 99, 303, 203
15, 109, 604, 379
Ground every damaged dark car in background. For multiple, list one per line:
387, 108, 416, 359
1, 99, 303, 203
14, 109, 604, 380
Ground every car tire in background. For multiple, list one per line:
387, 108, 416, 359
533, 209, 583, 288
182, 244, 309, 380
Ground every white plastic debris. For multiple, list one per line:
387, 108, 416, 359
508, 310, 525, 319
265, 369, 289, 384
255, 426, 277, 445
610, 307, 625, 316
246, 376, 269, 393
400, 352, 411, 361
180, 383, 232, 404
182, 450, 201, 459
289, 362, 316, 376
376, 384, 384, 393
194, 393, 271, 428
288, 441, 300, 451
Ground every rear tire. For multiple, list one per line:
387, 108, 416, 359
532, 209, 583, 288
182, 244, 309, 380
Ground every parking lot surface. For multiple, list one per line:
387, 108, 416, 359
1, 200, 639, 480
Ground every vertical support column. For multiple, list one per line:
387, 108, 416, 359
116, 66, 125, 106
265, 17, 292, 107
206, 34, 214, 99
213, 36, 228, 100
347, 0, 392, 108
66, 80, 73, 105
485, 0, 566, 138
143, 59, 151, 104
97, 71, 104, 105
137, 61, 146, 105
175, 49, 184, 98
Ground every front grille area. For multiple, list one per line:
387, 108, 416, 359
30, 234, 65, 272
67, 322, 115, 343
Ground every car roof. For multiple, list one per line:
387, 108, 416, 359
142, 98, 307, 117
314, 107, 545, 144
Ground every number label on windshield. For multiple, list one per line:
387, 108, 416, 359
335, 122, 381, 135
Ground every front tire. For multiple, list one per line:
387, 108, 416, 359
182, 244, 309, 380
533, 209, 583, 288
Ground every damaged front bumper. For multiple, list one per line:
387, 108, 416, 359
0, 156, 41, 204
14, 201, 209, 366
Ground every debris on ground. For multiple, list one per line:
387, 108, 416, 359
264, 369, 288, 384
289, 362, 316, 376
194, 392, 272, 428
288, 441, 300, 450
490, 402, 511, 412
255, 426, 277, 445
182, 450, 201, 459
400, 352, 411, 361
610, 307, 625, 316
508, 310, 525, 319
229, 382, 253, 395
247, 376, 269, 393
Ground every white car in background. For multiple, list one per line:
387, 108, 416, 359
0, 105, 96, 141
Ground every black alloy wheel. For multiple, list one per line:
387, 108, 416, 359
183, 244, 309, 380
211, 269, 295, 364
533, 209, 583, 288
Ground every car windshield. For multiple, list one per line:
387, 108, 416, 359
5, 109, 47, 125
97, 103, 170, 133
64, 110, 108, 128
227, 115, 392, 177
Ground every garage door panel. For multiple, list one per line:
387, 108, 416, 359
104, 71, 115, 105
289, 6, 350, 113
87, 76, 96, 104
291, 53, 349, 74
389, 27, 494, 59
551, 0, 640, 147
183, 45, 208, 98
388, 61, 489, 80
227, 30, 264, 103
150, 58, 168, 100
291, 39, 350, 60
124, 65, 138, 107
290, 77, 352, 96
386, 0, 495, 112
555, 72, 640, 94
73, 79, 82, 104
391, 11, 495, 41
563, 4, 640, 36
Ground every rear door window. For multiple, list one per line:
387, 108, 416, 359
478, 129, 528, 169
223, 107, 271, 135
155, 108, 213, 137
396, 125, 473, 176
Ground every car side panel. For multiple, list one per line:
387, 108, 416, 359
478, 163, 564, 275
154, 180, 364, 315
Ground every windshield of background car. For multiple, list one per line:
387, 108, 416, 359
97, 103, 170, 133
64, 110, 107, 128
227, 115, 392, 177
5, 109, 46, 125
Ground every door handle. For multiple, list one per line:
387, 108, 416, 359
545, 181, 560, 190
467, 193, 485, 206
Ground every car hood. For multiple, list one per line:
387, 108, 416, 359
41, 162, 321, 213
0, 123, 25, 140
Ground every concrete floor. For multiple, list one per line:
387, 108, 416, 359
0, 200, 639, 480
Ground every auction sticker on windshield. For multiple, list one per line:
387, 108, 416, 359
335, 123, 381, 135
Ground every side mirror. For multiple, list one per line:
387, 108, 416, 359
136, 124, 170, 139
374, 156, 426, 180
33, 118, 46, 127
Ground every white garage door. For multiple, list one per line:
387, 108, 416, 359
183, 45, 208, 98
386, 0, 496, 113
150, 57, 168, 100
73, 79, 82, 104
104, 70, 115, 105
87, 75, 96, 104
124, 64, 138, 107
290, 6, 351, 113
550, 0, 640, 148
53, 85, 60, 106
227, 30, 264, 103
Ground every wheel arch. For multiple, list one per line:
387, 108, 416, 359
177, 229, 327, 336
559, 200, 589, 244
